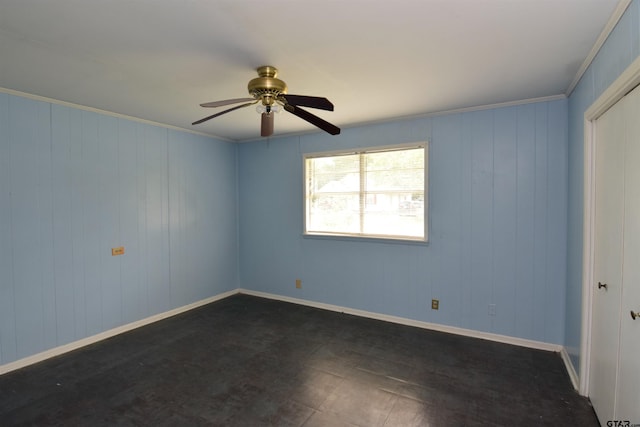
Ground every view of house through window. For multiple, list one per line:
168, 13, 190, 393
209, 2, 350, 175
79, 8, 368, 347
304, 143, 427, 242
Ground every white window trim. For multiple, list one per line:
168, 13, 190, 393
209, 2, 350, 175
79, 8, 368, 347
303, 142, 429, 244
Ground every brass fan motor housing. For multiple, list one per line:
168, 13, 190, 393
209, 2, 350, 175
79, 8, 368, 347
248, 66, 287, 106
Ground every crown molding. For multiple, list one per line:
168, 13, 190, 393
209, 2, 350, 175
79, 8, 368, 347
566, 0, 633, 96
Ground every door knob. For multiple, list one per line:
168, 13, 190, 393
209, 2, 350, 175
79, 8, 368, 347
631, 311, 639, 320
598, 282, 608, 290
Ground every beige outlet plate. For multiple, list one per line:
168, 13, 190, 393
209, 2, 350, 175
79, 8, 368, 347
295, 279, 302, 289
431, 299, 439, 310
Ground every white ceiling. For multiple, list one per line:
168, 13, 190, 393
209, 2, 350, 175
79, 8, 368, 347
0, 0, 622, 142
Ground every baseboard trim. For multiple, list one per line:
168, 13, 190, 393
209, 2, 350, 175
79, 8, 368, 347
0, 289, 238, 375
2, 288, 570, 378
238, 289, 563, 353
560, 347, 580, 391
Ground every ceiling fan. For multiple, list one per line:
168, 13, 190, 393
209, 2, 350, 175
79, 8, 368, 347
193, 66, 340, 137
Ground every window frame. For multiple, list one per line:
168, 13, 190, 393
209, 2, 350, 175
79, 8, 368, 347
303, 142, 429, 244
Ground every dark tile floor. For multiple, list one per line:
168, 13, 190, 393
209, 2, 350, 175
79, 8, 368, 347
0, 294, 598, 426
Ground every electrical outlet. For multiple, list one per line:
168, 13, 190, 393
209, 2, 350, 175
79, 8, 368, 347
295, 279, 302, 289
488, 304, 496, 316
111, 246, 125, 256
431, 299, 439, 310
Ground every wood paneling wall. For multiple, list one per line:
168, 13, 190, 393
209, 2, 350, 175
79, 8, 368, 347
0, 94, 238, 365
238, 100, 568, 345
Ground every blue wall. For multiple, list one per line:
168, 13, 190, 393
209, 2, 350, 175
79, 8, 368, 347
0, 93, 238, 365
239, 99, 568, 345
566, 0, 640, 374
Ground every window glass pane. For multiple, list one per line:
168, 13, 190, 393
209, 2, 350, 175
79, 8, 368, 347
361, 148, 424, 238
305, 144, 427, 242
362, 197, 424, 237
364, 149, 424, 192
307, 193, 360, 233
308, 154, 360, 193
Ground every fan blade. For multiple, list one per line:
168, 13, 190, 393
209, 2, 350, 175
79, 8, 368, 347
261, 113, 274, 137
200, 98, 254, 108
284, 104, 340, 135
281, 94, 334, 111
192, 101, 256, 125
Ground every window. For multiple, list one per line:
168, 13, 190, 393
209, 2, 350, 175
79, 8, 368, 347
304, 143, 427, 242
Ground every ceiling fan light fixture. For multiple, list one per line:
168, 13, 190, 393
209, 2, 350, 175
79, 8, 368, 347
256, 104, 281, 114
193, 65, 340, 136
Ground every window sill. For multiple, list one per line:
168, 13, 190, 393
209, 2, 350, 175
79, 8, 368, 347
302, 233, 429, 246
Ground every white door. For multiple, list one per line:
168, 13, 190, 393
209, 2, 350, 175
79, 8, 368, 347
589, 92, 625, 423
615, 85, 640, 421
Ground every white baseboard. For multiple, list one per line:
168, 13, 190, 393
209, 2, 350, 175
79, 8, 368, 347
0, 289, 238, 375
238, 289, 563, 353
560, 347, 580, 391
2, 287, 572, 383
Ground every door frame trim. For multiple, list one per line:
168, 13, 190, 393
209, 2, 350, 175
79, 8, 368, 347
580, 55, 640, 395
